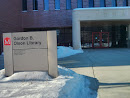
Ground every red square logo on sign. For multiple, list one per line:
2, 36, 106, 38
4, 37, 11, 45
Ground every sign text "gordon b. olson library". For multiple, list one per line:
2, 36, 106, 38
13, 36, 42, 46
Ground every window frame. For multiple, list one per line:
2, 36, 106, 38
22, 0, 27, 11
66, 0, 71, 10
77, 0, 83, 8
89, 0, 94, 7
44, 0, 49, 11
100, 0, 106, 7
33, 0, 38, 11
112, 0, 117, 7
123, 0, 128, 6
55, 0, 60, 10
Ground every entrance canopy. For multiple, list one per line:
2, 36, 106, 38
72, 7, 130, 49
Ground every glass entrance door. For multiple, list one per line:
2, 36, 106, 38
92, 32, 109, 48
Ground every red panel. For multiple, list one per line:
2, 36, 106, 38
92, 32, 109, 48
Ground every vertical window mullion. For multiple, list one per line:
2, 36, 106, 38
66, 0, 71, 9
44, 0, 49, 10
89, 0, 94, 7
55, 0, 60, 10
100, 0, 106, 7
77, 0, 83, 8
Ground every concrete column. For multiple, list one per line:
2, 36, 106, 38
72, 15, 81, 50
128, 24, 130, 48
47, 31, 58, 78
3, 33, 14, 76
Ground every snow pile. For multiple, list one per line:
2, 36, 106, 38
2, 71, 51, 82
1, 52, 4, 55
0, 69, 5, 80
0, 66, 98, 98
57, 46, 83, 59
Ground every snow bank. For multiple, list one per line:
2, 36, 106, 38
57, 46, 83, 59
0, 52, 4, 56
0, 69, 5, 80
2, 71, 51, 82
0, 66, 98, 98
58, 67, 97, 98
1, 52, 4, 55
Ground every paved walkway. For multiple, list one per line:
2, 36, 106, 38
58, 48, 130, 98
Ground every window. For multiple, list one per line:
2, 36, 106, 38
44, 0, 49, 10
123, 0, 128, 6
77, 0, 83, 8
33, 0, 38, 10
55, 0, 60, 10
66, 0, 71, 9
89, 0, 94, 7
22, 0, 27, 11
100, 0, 106, 7
112, 0, 117, 7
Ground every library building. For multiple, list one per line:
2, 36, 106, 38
0, 0, 130, 54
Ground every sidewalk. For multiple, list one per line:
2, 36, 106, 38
58, 48, 130, 98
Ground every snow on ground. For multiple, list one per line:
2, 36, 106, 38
1, 52, 4, 56
57, 46, 83, 59
0, 66, 97, 98
0, 46, 97, 98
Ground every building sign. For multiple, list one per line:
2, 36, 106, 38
3, 31, 58, 78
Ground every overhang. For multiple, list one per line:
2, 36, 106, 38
72, 7, 130, 49
73, 7, 130, 21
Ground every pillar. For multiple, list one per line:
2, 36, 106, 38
72, 12, 81, 50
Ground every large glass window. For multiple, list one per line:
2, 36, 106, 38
57, 28, 72, 46
33, 0, 38, 10
77, 0, 83, 8
22, 0, 27, 11
55, 0, 60, 10
89, 0, 94, 7
66, 0, 71, 9
100, 0, 106, 7
123, 0, 128, 6
112, 0, 117, 7
44, 0, 49, 10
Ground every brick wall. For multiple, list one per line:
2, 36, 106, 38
0, 0, 129, 50
0, 0, 22, 33
0, 0, 129, 32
